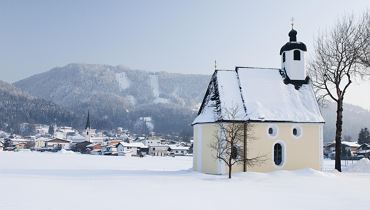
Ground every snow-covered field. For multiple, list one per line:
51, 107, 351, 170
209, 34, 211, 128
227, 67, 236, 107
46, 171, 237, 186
0, 152, 369, 210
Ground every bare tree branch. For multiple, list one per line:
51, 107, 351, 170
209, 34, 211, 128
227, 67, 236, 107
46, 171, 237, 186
308, 11, 370, 172
210, 105, 266, 179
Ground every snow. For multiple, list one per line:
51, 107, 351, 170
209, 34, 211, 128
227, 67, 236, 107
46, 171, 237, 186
193, 68, 324, 124
0, 152, 370, 210
192, 95, 217, 123
0, 130, 9, 138
67, 133, 86, 143
120, 142, 148, 148
357, 149, 370, 154
217, 70, 246, 120
341, 141, 360, 147
345, 158, 370, 173
149, 74, 170, 104
168, 144, 190, 150
57, 149, 76, 154
238, 68, 324, 122
115, 72, 131, 90
149, 74, 160, 98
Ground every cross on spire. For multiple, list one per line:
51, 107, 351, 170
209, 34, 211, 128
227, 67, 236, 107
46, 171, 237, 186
214, 60, 217, 70
291, 17, 295, 29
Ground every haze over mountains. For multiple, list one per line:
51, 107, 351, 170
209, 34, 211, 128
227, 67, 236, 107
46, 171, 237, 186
0, 63, 369, 142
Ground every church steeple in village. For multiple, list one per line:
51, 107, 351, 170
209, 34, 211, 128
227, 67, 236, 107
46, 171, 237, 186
85, 110, 91, 142
85, 110, 91, 130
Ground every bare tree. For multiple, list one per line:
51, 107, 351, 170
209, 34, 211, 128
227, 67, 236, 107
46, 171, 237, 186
360, 11, 370, 67
210, 106, 265, 179
310, 12, 370, 172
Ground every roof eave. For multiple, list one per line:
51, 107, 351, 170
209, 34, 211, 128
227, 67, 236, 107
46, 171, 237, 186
192, 119, 325, 126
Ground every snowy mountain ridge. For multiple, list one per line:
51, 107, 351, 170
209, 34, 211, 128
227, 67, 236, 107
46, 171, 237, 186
13, 63, 210, 135
14, 63, 209, 109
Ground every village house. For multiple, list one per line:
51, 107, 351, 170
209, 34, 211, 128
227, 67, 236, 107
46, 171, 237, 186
342, 141, 360, 154
86, 142, 102, 155
168, 145, 190, 156
141, 136, 170, 156
34, 137, 50, 150
192, 28, 325, 174
356, 143, 370, 157
34, 124, 50, 135
101, 140, 121, 155
70, 141, 92, 154
46, 138, 71, 150
143, 136, 163, 146
324, 141, 360, 159
149, 145, 169, 156
15, 142, 27, 150
67, 133, 86, 143
10, 137, 32, 151
117, 142, 148, 156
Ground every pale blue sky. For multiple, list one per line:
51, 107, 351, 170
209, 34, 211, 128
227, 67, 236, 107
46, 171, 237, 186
1, 0, 370, 108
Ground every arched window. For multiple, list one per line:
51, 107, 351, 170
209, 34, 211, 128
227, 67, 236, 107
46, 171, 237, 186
282, 52, 286, 62
294, 50, 301, 60
274, 143, 283, 166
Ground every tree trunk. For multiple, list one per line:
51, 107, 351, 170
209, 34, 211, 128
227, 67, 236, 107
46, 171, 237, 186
228, 156, 232, 179
243, 122, 246, 172
335, 99, 344, 172
228, 165, 232, 179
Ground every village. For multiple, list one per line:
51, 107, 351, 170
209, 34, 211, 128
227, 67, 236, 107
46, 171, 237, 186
0, 120, 193, 157
2, 121, 370, 163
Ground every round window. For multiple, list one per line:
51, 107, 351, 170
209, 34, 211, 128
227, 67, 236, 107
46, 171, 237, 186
268, 128, 274, 135
293, 128, 298, 135
267, 125, 278, 138
292, 126, 302, 138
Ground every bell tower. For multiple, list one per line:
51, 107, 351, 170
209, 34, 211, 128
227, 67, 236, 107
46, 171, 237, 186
85, 110, 91, 142
280, 26, 307, 81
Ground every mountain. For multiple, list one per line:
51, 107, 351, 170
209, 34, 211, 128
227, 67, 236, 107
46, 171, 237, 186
0, 80, 80, 134
321, 102, 370, 143
14, 64, 211, 136
13, 63, 370, 141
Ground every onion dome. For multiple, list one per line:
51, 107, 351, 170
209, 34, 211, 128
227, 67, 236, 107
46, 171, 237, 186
280, 29, 307, 55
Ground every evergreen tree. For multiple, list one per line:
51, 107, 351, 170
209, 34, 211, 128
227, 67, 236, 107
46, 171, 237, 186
48, 125, 55, 136
358, 128, 370, 144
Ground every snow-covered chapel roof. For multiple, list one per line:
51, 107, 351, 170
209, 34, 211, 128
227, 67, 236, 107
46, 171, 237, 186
192, 67, 324, 125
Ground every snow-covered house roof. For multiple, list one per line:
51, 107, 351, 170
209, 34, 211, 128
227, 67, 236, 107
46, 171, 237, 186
168, 145, 190, 151
193, 67, 324, 124
47, 138, 71, 143
325, 141, 360, 149
358, 143, 370, 148
67, 134, 86, 143
341, 141, 360, 148
119, 142, 148, 148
